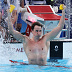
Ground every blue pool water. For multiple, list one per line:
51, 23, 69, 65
0, 39, 72, 72
0, 59, 72, 72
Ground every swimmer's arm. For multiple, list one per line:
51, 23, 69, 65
7, 10, 27, 43
45, 6, 66, 41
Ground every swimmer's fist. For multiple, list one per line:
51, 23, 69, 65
62, 4, 66, 11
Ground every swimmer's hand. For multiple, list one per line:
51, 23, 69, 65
59, 4, 66, 11
62, 4, 66, 11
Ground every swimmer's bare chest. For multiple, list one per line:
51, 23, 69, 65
23, 40, 48, 65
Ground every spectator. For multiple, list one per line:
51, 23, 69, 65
16, 0, 27, 34
0, 0, 8, 39
46, 0, 55, 6
25, 0, 46, 5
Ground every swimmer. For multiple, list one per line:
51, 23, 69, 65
7, 5, 66, 66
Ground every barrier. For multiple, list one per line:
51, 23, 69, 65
2, 39, 72, 60
50, 39, 72, 59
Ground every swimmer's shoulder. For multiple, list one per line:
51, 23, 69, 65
40, 34, 49, 42
22, 35, 31, 42
40, 35, 46, 40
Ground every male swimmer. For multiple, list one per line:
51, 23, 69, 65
7, 5, 66, 66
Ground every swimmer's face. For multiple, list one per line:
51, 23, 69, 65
32, 25, 42, 38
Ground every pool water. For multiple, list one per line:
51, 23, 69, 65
0, 40, 72, 72
0, 59, 72, 72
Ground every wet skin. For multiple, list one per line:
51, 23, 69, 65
23, 38, 50, 65
23, 25, 50, 65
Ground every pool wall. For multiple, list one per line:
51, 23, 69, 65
3, 39, 72, 61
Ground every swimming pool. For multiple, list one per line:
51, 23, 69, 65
0, 39, 72, 72
0, 59, 72, 72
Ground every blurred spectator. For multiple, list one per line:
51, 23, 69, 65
20, 0, 24, 8
25, 0, 46, 5
16, 0, 27, 35
0, 0, 8, 39
0, 0, 8, 29
46, 0, 55, 6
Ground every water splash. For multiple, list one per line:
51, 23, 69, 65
0, 40, 15, 64
67, 59, 72, 66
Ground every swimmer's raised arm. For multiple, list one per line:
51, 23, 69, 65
44, 5, 66, 41
7, 10, 28, 43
